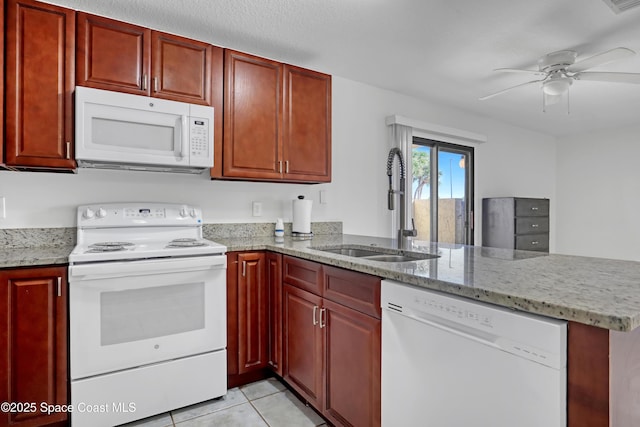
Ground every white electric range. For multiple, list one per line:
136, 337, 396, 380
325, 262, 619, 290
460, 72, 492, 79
68, 203, 227, 427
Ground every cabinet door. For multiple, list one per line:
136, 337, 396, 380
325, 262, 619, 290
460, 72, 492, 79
152, 32, 215, 105
282, 65, 331, 182
76, 12, 150, 95
226, 253, 240, 376
267, 252, 283, 376
237, 252, 268, 374
5, 0, 75, 169
283, 284, 324, 408
223, 50, 283, 180
323, 299, 381, 427
0, 267, 68, 427
0, 0, 4, 168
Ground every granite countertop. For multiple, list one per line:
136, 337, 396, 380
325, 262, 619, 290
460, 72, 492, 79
4, 229, 640, 332
211, 233, 640, 332
0, 246, 74, 269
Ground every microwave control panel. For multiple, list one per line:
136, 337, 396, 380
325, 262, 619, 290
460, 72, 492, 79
190, 118, 210, 160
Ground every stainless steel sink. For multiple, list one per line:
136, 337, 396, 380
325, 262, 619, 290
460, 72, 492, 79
317, 247, 382, 257
311, 245, 439, 263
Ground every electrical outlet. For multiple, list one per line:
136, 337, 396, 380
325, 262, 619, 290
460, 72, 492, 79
252, 201, 262, 217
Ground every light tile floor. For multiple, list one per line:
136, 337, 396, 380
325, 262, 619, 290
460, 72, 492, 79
120, 378, 327, 427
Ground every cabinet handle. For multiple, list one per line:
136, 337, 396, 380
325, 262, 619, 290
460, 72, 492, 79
142, 74, 148, 90
531, 241, 539, 245
531, 224, 539, 228
65, 142, 71, 159
531, 207, 539, 211
154, 76, 159, 92
285, 160, 289, 174
319, 308, 326, 328
57, 277, 62, 297
312, 306, 318, 325
278, 161, 283, 174
242, 260, 246, 277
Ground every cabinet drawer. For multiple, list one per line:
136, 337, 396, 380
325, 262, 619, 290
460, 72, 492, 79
323, 266, 381, 318
515, 234, 549, 251
515, 199, 549, 217
283, 256, 323, 295
515, 217, 549, 234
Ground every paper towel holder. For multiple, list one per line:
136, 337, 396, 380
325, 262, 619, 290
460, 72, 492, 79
292, 195, 314, 240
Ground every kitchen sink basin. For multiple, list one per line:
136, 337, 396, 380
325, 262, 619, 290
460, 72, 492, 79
317, 247, 382, 257
311, 245, 439, 263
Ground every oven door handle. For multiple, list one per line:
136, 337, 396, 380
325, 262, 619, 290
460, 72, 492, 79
69, 255, 226, 281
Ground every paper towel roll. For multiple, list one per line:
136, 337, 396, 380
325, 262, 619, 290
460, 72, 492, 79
292, 196, 312, 234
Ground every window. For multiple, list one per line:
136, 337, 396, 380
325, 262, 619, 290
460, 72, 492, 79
412, 137, 474, 244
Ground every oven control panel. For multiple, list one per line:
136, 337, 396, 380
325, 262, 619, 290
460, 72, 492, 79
77, 203, 203, 227
124, 207, 166, 219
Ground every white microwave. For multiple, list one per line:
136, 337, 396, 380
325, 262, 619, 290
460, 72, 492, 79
75, 86, 214, 174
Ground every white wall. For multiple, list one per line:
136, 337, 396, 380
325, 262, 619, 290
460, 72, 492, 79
556, 124, 640, 261
0, 76, 556, 244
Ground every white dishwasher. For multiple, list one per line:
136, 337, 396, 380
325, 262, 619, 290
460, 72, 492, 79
381, 280, 567, 427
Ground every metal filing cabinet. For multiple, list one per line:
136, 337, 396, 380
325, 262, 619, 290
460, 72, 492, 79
482, 197, 549, 252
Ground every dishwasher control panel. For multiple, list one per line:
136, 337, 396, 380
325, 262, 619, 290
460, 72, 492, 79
381, 279, 567, 370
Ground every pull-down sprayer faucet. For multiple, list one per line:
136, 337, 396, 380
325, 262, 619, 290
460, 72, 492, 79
386, 148, 417, 249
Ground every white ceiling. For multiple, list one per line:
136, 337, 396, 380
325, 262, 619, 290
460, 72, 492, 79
48, 0, 640, 137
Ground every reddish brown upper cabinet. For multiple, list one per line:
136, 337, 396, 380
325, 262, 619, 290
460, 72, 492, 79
217, 50, 331, 183
282, 65, 331, 182
0, 0, 4, 168
0, 266, 68, 427
282, 256, 381, 427
76, 12, 218, 106
5, 0, 76, 170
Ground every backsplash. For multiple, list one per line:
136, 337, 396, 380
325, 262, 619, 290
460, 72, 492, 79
203, 221, 342, 238
0, 227, 76, 248
0, 222, 343, 248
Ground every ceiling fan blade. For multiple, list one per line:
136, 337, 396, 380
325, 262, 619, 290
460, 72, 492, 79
567, 47, 635, 73
575, 71, 640, 84
479, 80, 543, 101
494, 68, 546, 76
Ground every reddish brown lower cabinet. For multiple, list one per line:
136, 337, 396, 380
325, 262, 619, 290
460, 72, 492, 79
227, 252, 270, 388
567, 321, 640, 427
267, 253, 283, 376
323, 298, 380, 427
0, 266, 68, 427
283, 284, 324, 408
282, 256, 381, 427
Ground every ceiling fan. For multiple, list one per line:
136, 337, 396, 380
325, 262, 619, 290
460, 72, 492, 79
479, 47, 640, 110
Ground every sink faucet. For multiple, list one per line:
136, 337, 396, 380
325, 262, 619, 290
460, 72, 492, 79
386, 148, 417, 249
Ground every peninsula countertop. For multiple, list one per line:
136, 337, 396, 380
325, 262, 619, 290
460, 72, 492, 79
3, 232, 640, 332
211, 233, 640, 332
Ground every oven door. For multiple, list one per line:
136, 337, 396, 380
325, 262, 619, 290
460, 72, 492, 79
69, 255, 226, 380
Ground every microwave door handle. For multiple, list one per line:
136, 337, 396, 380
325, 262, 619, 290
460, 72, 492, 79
180, 115, 189, 158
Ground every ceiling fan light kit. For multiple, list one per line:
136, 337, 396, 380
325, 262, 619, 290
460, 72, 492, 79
601, 0, 640, 14
480, 47, 640, 112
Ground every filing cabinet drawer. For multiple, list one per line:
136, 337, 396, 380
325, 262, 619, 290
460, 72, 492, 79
515, 198, 549, 217
515, 217, 549, 234
515, 234, 549, 251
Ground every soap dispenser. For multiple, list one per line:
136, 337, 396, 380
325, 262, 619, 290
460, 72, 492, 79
275, 218, 285, 242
